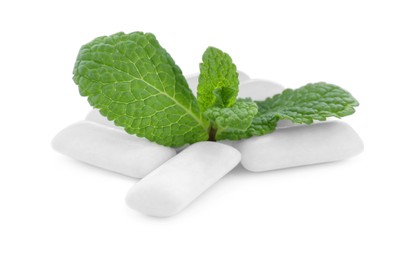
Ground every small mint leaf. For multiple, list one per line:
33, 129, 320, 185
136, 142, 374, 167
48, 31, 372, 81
204, 100, 258, 139
257, 82, 359, 124
215, 108, 278, 140
197, 47, 239, 112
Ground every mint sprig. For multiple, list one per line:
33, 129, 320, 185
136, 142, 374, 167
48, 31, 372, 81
73, 32, 359, 147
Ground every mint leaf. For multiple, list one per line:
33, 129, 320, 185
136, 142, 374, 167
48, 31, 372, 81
197, 47, 239, 112
73, 32, 209, 147
204, 100, 258, 139
215, 100, 278, 140
217, 83, 358, 140
257, 82, 359, 124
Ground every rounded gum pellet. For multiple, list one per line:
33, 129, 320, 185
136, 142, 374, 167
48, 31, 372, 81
125, 142, 241, 217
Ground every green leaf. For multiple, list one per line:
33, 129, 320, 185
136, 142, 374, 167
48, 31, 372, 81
257, 82, 359, 124
215, 101, 278, 140
217, 83, 359, 140
197, 47, 239, 112
73, 32, 209, 147
204, 100, 258, 139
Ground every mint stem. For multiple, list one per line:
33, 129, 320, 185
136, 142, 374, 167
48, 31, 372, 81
208, 126, 217, 142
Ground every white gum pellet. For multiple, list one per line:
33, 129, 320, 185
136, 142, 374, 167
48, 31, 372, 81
51, 121, 176, 178
85, 109, 122, 130
235, 121, 364, 172
125, 142, 241, 217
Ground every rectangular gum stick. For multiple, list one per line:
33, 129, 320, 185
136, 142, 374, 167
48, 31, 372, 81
51, 121, 176, 178
235, 121, 364, 172
125, 142, 241, 217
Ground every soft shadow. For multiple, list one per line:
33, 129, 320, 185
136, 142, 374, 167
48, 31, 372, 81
228, 158, 361, 179
124, 164, 247, 221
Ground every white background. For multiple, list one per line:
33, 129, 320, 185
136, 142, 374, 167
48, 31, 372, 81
1, 0, 416, 259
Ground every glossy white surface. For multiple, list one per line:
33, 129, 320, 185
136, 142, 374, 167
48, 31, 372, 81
236, 121, 363, 172
238, 79, 285, 100
51, 121, 176, 178
125, 142, 241, 217
85, 109, 121, 129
